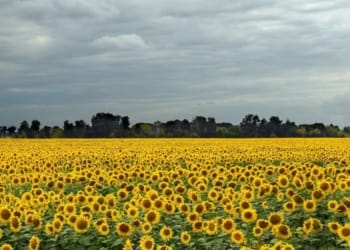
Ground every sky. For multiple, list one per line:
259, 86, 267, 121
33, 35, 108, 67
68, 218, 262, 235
1, 0, 350, 127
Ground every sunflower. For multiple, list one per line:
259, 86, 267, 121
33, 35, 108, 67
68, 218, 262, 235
28, 235, 40, 250
208, 189, 219, 201
106, 194, 116, 207
311, 190, 325, 202
127, 206, 139, 219
194, 203, 206, 215
116, 222, 133, 237
224, 203, 234, 214
153, 199, 163, 210
221, 218, 236, 234
252, 177, 263, 188
268, 212, 284, 226
277, 175, 289, 188
283, 243, 295, 250
74, 216, 90, 234
97, 223, 110, 236
31, 216, 42, 230
188, 191, 201, 203
192, 220, 204, 233
64, 203, 76, 215
261, 201, 268, 210
0, 207, 11, 224
205, 220, 218, 235
259, 244, 271, 250
336, 204, 347, 215
256, 219, 271, 231
92, 201, 103, 213
144, 210, 161, 225
162, 187, 173, 197
117, 189, 129, 201
159, 226, 173, 241
241, 208, 257, 223
175, 184, 186, 194
338, 224, 350, 241
45, 223, 55, 236
140, 235, 155, 250
178, 203, 190, 214
162, 202, 176, 215
141, 222, 152, 234
122, 239, 133, 250
303, 199, 317, 212
141, 199, 153, 211
230, 230, 246, 245
317, 180, 331, 194
272, 224, 292, 240
10, 216, 21, 233
271, 241, 284, 250
328, 221, 341, 234
186, 212, 199, 224
302, 218, 313, 236
67, 214, 77, 227
292, 177, 305, 190
0, 244, 13, 250
239, 200, 251, 210
156, 245, 172, 250
283, 201, 296, 212
252, 226, 263, 238
52, 218, 63, 233
180, 231, 191, 245
292, 194, 304, 206
305, 181, 315, 191
311, 218, 323, 232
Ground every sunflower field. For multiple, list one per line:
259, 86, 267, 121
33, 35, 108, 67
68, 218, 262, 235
0, 138, 350, 250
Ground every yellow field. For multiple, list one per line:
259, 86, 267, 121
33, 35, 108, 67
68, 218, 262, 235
0, 139, 350, 250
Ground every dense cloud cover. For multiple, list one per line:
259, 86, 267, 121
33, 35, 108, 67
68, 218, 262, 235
1, 0, 350, 126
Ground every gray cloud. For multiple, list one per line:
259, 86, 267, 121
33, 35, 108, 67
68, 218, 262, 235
1, 0, 350, 127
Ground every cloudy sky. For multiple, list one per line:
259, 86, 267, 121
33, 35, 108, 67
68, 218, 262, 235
1, 0, 350, 127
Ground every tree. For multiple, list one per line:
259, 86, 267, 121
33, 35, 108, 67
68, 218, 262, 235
191, 116, 207, 137
153, 121, 163, 137
31, 120, 41, 132
63, 120, 74, 137
121, 116, 130, 131
344, 126, 350, 135
91, 112, 120, 137
326, 124, 342, 137
239, 114, 260, 137
267, 116, 283, 136
39, 126, 52, 138
74, 120, 87, 137
206, 117, 217, 137
18, 120, 30, 137
51, 126, 63, 138
7, 126, 16, 135
0, 126, 7, 136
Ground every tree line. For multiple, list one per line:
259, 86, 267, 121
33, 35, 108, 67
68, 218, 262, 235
1, 112, 349, 138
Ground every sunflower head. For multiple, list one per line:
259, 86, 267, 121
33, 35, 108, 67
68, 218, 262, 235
180, 231, 191, 245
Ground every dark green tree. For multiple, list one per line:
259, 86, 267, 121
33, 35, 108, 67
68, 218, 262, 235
0, 126, 7, 136
39, 126, 52, 138
91, 113, 120, 137
121, 116, 130, 136
7, 126, 16, 135
63, 120, 74, 137
18, 120, 30, 137
191, 116, 207, 137
239, 114, 260, 137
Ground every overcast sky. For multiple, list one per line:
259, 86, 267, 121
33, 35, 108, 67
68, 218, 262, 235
1, 0, 350, 127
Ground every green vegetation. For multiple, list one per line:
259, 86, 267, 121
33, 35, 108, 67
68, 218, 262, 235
1, 113, 349, 138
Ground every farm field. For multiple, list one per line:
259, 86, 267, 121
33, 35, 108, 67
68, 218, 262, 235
0, 138, 350, 250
